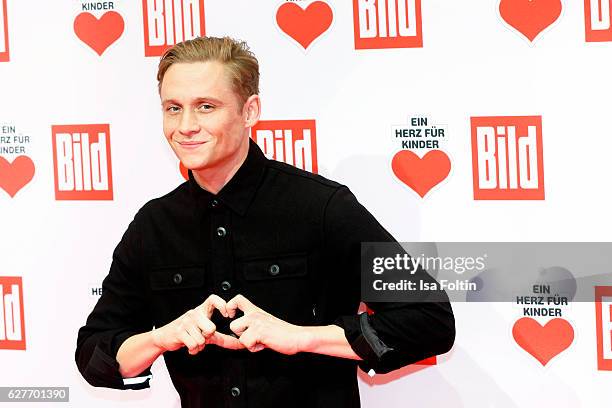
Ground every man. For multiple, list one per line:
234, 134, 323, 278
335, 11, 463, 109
75, 36, 455, 407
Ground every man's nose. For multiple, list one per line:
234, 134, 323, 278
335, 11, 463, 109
178, 111, 200, 136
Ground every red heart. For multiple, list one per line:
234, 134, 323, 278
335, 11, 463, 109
391, 150, 450, 198
0, 155, 35, 198
499, 0, 562, 42
276, 1, 333, 49
74, 11, 125, 56
512, 317, 574, 366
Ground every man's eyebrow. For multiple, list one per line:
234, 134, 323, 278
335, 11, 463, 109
161, 97, 224, 105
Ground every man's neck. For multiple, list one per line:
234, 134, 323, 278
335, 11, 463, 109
192, 139, 250, 195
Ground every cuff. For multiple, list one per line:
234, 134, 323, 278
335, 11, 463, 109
333, 313, 394, 374
81, 331, 152, 390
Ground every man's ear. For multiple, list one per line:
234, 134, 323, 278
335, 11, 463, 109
243, 94, 261, 128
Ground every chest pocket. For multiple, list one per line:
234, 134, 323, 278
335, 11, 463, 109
148, 266, 207, 326
240, 254, 312, 325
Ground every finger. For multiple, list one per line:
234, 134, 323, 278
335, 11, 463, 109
202, 294, 228, 318
194, 311, 217, 338
207, 332, 246, 350
185, 324, 206, 346
227, 294, 256, 317
238, 328, 262, 352
229, 315, 249, 336
177, 330, 199, 355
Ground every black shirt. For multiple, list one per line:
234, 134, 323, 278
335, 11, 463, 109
75, 139, 455, 408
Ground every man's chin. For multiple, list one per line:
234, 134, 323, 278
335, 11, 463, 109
181, 160, 212, 172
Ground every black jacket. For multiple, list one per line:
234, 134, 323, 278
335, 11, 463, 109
75, 139, 455, 407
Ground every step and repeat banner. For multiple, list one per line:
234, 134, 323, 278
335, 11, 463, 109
1, 0, 612, 406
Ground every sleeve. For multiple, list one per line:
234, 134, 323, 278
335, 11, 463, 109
75, 209, 154, 390
326, 186, 456, 374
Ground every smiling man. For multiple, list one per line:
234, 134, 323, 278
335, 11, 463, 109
75, 36, 455, 408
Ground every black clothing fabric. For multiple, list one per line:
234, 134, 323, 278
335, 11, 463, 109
75, 139, 455, 407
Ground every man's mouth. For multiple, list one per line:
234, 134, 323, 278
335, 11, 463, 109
177, 140, 207, 149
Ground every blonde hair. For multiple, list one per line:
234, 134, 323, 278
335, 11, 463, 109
157, 36, 260, 106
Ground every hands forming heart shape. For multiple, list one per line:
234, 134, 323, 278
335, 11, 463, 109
152, 294, 305, 356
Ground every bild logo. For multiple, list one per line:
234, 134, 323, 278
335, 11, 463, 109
0, 0, 9, 62
52, 124, 113, 200
352, 0, 422, 49
471, 116, 544, 200
251, 120, 318, 173
142, 0, 206, 57
178, 120, 318, 180
585, 0, 612, 41
0, 277, 25, 350
595, 286, 612, 371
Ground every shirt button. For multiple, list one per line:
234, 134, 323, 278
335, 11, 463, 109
216, 227, 227, 237
268, 264, 280, 276
211, 199, 219, 208
230, 386, 240, 397
221, 281, 232, 291
173, 273, 183, 285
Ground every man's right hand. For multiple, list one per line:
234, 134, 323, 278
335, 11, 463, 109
151, 294, 244, 355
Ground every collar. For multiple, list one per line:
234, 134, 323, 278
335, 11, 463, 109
188, 138, 268, 216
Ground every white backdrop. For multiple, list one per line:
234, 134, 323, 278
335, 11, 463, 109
1, 0, 612, 406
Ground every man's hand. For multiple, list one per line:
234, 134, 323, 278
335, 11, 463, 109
152, 294, 244, 355
227, 294, 307, 354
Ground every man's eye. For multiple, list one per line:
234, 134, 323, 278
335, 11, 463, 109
198, 104, 214, 111
166, 106, 181, 113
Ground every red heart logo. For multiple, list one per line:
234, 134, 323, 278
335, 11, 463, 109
0, 155, 35, 198
391, 150, 450, 198
74, 11, 125, 56
499, 0, 562, 42
512, 317, 574, 365
276, 1, 333, 49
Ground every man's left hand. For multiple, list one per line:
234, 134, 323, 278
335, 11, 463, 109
227, 294, 307, 354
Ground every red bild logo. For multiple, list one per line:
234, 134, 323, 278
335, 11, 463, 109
595, 286, 612, 370
353, 0, 422, 49
585, 0, 612, 41
251, 120, 318, 174
0, 277, 25, 350
52, 124, 113, 200
0, 0, 9, 62
470, 116, 545, 200
142, 0, 206, 57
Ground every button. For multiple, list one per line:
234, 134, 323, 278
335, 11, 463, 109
268, 264, 280, 276
216, 227, 227, 237
173, 273, 183, 285
221, 281, 232, 291
211, 199, 219, 208
312, 305, 317, 317
230, 386, 240, 397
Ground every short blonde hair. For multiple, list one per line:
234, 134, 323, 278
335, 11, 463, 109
157, 36, 260, 106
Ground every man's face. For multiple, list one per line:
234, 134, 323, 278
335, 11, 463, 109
160, 61, 249, 172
